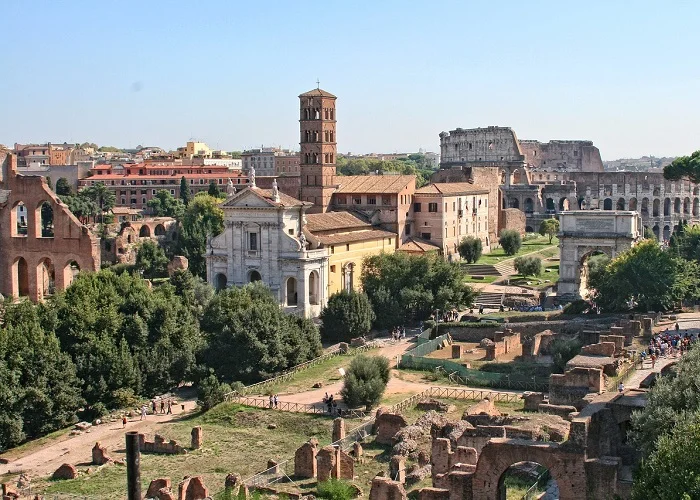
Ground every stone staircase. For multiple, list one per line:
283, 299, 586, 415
464, 264, 501, 276
494, 261, 516, 276
474, 291, 504, 308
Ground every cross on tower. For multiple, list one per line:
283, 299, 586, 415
316, 78, 320, 89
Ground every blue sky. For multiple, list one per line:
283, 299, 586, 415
2, 1, 699, 159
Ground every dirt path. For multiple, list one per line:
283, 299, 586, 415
0, 400, 198, 478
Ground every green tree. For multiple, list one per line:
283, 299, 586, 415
538, 218, 559, 244
0, 300, 84, 450
514, 256, 542, 277
55, 177, 72, 196
147, 190, 185, 218
498, 229, 522, 256
320, 290, 375, 342
548, 337, 582, 373
669, 224, 700, 262
201, 282, 322, 383
180, 176, 190, 206
208, 180, 221, 198
80, 182, 115, 223
340, 355, 390, 410
664, 150, 700, 183
98, 146, 123, 153
197, 373, 231, 411
176, 194, 224, 278
591, 239, 700, 311
644, 226, 656, 240
458, 236, 483, 263
45, 176, 53, 190
134, 240, 169, 278
361, 252, 475, 329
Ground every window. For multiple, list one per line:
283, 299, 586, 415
130, 190, 136, 195
353, 197, 361, 205
405, 224, 411, 235
288, 229, 294, 235
330, 265, 336, 273
428, 203, 438, 212
383, 195, 391, 205
337, 196, 346, 204
330, 245, 335, 254
170, 189, 175, 195
141, 190, 147, 195
249, 233, 258, 251
130, 198, 137, 204
453, 202, 456, 211
414, 202, 422, 212
346, 244, 350, 251
152, 190, 156, 195
368, 196, 376, 205
421, 232, 431, 240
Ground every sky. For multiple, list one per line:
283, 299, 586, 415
2, 1, 699, 160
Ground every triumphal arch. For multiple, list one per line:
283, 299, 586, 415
557, 210, 642, 300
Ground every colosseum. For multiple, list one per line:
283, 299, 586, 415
436, 126, 697, 241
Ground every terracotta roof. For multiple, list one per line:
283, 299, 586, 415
299, 88, 337, 98
415, 183, 489, 195
305, 211, 371, 233
334, 175, 415, 194
398, 237, 441, 253
221, 186, 308, 208
312, 229, 396, 245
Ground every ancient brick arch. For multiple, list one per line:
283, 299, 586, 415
472, 439, 587, 500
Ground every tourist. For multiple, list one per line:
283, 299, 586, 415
618, 382, 624, 393
152, 400, 157, 414
140, 405, 147, 420
269, 395, 274, 409
167, 400, 172, 414
401, 326, 406, 339
122, 416, 127, 428
274, 394, 279, 408
160, 400, 165, 414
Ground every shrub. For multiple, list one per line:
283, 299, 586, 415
499, 230, 522, 256
316, 478, 356, 500
111, 388, 141, 409
548, 337, 583, 373
458, 236, 483, 263
563, 299, 591, 315
197, 374, 232, 411
514, 256, 542, 277
320, 290, 375, 342
340, 355, 390, 409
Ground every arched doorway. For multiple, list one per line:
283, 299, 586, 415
139, 225, 151, 237
248, 270, 262, 282
63, 260, 81, 288
664, 198, 671, 216
511, 169, 521, 185
653, 225, 660, 240
286, 277, 298, 306
545, 198, 555, 213
652, 198, 659, 216
37, 201, 54, 238
663, 225, 671, 241
525, 226, 534, 233
524, 198, 534, 214
309, 271, 319, 305
508, 198, 519, 209
629, 197, 637, 211
497, 461, 556, 500
13, 257, 29, 297
214, 273, 227, 291
155, 224, 166, 236
684, 197, 691, 215
603, 198, 613, 210
616, 198, 625, 210
694, 198, 699, 217
559, 197, 569, 211
37, 258, 55, 299
674, 197, 681, 214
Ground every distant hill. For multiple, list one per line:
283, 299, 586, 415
604, 156, 676, 172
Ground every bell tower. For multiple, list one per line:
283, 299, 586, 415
299, 87, 337, 213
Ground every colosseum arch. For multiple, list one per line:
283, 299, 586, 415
558, 211, 641, 300
694, 198, 699, 217
674, 197, 681, 214
524, 198, 534, 213
684, 197, 691, 215
628, 197, 637, 211
603, 198, 613, 210
616, 198, 625, 210
652, 198, 659, 217
664, 198, 671, 216
154, 224, 166, 236
508, 197, 519, 209
139, 225, 151, 237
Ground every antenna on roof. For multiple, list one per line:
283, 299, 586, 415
316, 78, 320, 89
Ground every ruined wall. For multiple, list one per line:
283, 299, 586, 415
519, 140, 603, 172
484, 329, 522, 361
439, 127, 523, 166
0, 153, 100, 301
498, 208, 526, 235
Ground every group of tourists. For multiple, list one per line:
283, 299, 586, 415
323, 392, 342, 416
151, 398, 173, 415
268, 394, 280, 408
641, 323, 696, 367
391, 326, 406, 341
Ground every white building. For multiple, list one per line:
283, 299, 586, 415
207, 178, 329, 319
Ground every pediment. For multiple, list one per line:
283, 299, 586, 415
224, 189, 274, 208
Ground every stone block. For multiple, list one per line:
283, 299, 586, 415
157, 487, 176, 500
339, 342, 350, 353
522, 392, 546, 411
375, 413, 408, 445
581, 342, 616, 357
146, 477, 171, 498
338, 449, 354, 480
538, 403, 578, 420
91, 441, 112, 465
447, 470, 474, 500
178, 475, 208, 500
52, 463, 78, 480
352, 442, 363, 460
267, 460, 279, 474
294, 440, 318, 478
190, 426, 202, 449
452, 446, 477, 466
463, 398, 500, 417
332, 417, 346, 442
389, 455, 406, 483
431, 438, 452, 476
451, 344, 463, 359
316, 446, 339, 482
418, 487, 450, 500
369, 476, 407, 500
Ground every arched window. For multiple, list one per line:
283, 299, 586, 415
524, 198, 534, 213
309, 271, 319, 305
545, 198, 555, 212
12, 201, 28, 237
248, 270, 262, 283
139, 225, 151, 237
664, 198, 671, 216
286, 277, 298, 306
215, 273, 227, 291
37, 201, 54, 238
628, 198, 637, 211
508, 198, 519, 209
37, 257, 55, 299
63, 260, 80, 288
155, 224, 166, 236
616, 198, 625, 210
603, 198, 613, 210
674, 198, 681, 214
652, 198, 659, 216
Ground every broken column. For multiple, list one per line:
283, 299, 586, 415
316, 446, 339, 482
294, 439, 318, 478
390, 455, 406, 483
190, 426, 203, 450
332, 417, 346, 442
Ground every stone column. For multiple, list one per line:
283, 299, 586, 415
332, 418, 345, 442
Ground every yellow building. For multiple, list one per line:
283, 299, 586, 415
304, 212, 395, 297
184, 141, 211, 158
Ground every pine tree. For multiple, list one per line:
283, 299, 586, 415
180, 176, 190, 206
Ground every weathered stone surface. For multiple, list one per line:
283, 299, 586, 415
1, 483, 19, 499
451, 344, 463, 359
156, 487, 176, 500
352, 442, 363, 460
339, 342, 350, 354
538, 403, 578, 420
463, 398, 500, 418
392, 439, 418, 456
139, 433, 187, 454
389, 455, 406, 483
417, 487, 450, 500
522, 392, 546, 412
369, 476, 407, 500
338, 449, 354, 480
394, 425, 424, 443
581, 342, 616, 357
52, 463, 78, 480
316, 446, 338, 482
167, 255, 189, 275
332, 417, 346, 442
375, 413, 408, 445
75, 421, 92, 431
91, 442, 112, 465
190, 426, 203, 449
294, 441, 318, 478
224, 473, 241, 490
146, 477, 171, 498
178, 475, 208, 500
416, 399, 452, 413
418, 450, 430, 467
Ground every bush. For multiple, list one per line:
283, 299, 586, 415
111, 388, 141, 409
320, 290, 375, 342
197, 374, 232, 411
548, 337, 582, 373
514, 256, 542, 277
563, 300, 591, 315
316, 478, 357, 500
340, 355, 390, 409
499, 230, 522, 256
458, 236, 483, 263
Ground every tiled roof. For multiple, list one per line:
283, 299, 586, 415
299, 88, 337, 98
334, 175, 415, 194
305, 211, 371, 233
312, 229, 396, 245
221, 186, 308, 208
398, 237, 441, 252
415, 182, 488, 195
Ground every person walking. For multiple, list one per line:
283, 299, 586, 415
269, 395, 274, 409
160, 400, 165, 414
167, 400, 172, 414
274, 394, 279, 408
152, 400, 157, 415
122, 415, 127, 428
140, 405, 147, 421
618, 382, 625, 393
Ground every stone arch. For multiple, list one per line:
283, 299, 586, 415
11, 201, 28, 237
12, 257, 30, 297
559, 197, 569, 211
616, 197, 625, 210
653, 187, 661, 197
684, 197, 691, 215
628, 197, 637, 211
309, 270, 319, 305
664, 198, 671, 216
36, 257, 55, 299
285, 276, 298, 306
652, 198, 659, 217
497, 461, 557, 500
545, 198, 555, 212
653, 225, 660, 240
663, 225, 671, 241
694, 198, 699, 217
139, 225, 151, 237
62, 259, 81, 288
525, 226, 534, 233
508, 197, 519, 209
674, 197, 681, 214
511, 169, 522, 185
472, 439, 586, 500
248, 269, 262, 282
499, 170, 507, 185
214, 273, 227, 291
154, 224, 166, 236
524, 198, 534, 213
36, 201, 54, 238
603, 198, 613, 210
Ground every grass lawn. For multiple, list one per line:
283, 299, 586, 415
40, 404, 335, 499
464, 275, 500, 284
476, 236, 559, 266
507, 264, 559, 290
